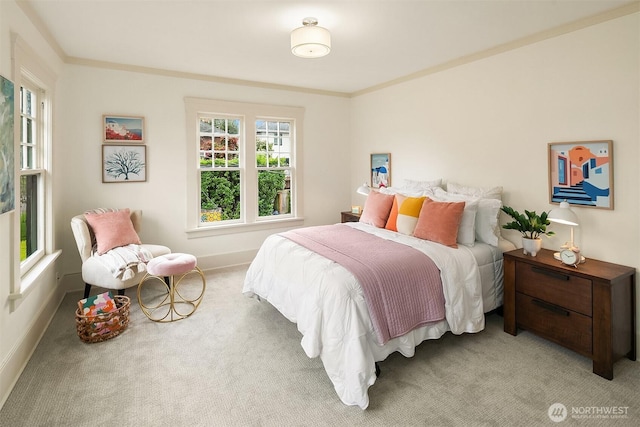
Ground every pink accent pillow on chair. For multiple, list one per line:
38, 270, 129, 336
84, 209, 142, 255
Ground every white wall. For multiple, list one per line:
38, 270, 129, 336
350, 13, 640, 350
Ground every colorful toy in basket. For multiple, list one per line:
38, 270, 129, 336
78, 291, 117, 317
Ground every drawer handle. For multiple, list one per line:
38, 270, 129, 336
531, 266, 569, 281
532, 299, 570, 316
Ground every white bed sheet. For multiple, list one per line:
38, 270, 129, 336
242, 222, 510, 409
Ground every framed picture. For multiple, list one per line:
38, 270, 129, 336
102, 145, 147, 183
0, 74, 15, 215
103, 115, 144, 143
548, 140, 613, 209
370, 153, 391, 189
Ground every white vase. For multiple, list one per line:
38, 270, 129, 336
522, 237, 542, 257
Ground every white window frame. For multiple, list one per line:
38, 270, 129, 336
185, 97, 304, 237
9, 34, 59, 301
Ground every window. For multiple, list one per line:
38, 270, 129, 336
10, 34, 58, 300
19, 82, 44, 272
185, 98, 304, 235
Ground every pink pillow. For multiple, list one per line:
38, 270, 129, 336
359, 191, 395, 228
413, 198, 465, 248
84, 209, 141, 255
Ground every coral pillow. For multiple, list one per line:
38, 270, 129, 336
413, 198, 465, 248
84, 209, 141, 255
396, 196, 426, 235
359, 191, 394, 228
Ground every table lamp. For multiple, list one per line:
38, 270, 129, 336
356, 183, 371, 196
548, 200, 579, 250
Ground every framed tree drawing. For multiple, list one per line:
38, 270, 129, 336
548, 140, 613, 209
370, 153, 391, 189
102, 145, 147, 183
103, 115, 144, 143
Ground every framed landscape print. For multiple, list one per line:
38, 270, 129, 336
102, 145, 147, 183
103, 115, 144, 143
0, 74, 15, 215
548, 140, 613, 209
370, 153, 391, 189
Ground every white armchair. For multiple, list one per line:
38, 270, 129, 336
70, 209, 171, 298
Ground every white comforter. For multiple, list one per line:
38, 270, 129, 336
242, 222, 485, 409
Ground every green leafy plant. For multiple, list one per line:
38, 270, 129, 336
501, 206, 555, 240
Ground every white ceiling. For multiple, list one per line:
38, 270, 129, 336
23, 0, 635, 94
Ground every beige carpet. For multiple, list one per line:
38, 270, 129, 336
1, 264, 638, 426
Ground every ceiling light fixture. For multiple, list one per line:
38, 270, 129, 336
290, 17, 331, 58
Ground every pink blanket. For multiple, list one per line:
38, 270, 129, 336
281, 224, 445, 345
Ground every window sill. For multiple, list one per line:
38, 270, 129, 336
9, 250, 62, 301
186, 217, 305, 238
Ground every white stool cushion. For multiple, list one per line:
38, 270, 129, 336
147, 253, 197, 276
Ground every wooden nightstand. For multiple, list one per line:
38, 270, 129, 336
341, 211, 361, 223
503, 248, 636, 380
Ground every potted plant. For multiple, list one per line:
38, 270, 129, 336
501, 206, 554, 256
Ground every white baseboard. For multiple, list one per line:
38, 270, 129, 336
196, 249, 257, 272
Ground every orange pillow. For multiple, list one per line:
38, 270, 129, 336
359, 191, 394, 228
84, 209, 142, 255
384, 194, 404, 231
413, 198, 465, 248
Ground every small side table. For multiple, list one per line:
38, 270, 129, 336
341, 211, 361, 223
503, 248, 636, 380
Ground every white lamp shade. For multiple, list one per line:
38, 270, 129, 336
356, 183, 371, 196
291, 22, 331, 58
548, 200, 579, 226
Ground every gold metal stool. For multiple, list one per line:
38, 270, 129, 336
137, 253, 206, 322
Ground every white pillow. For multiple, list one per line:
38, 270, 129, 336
446, 181, 503, 200
401, 178, 442, 191
475, 198, 502, 246
431, 189, 479, 247
378, 186, 426, 198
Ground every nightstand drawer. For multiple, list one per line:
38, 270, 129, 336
516, 293, 592, 356
516, 262, 592, 316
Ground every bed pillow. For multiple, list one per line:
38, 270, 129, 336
399, 178, 442, 194
359, 191, 395, 228
396, 196, 426, 235
476, 198, 502, 246
446, 181, 503, 200
413, 198, 465, 248
432, 188, 478, 246
384, 194, 403, 231
84, 208, 141, 255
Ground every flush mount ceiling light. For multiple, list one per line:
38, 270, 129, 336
290, 17, 331, 58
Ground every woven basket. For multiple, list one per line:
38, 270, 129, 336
75, 295, 130, 343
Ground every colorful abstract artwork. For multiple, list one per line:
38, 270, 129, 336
0, 74, 15, 215
548, 140, 613, 209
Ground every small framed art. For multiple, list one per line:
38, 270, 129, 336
370, 153, 391, 189
103, 115, 144, 143
102, 145, 147, 183
548, 140, 613, 209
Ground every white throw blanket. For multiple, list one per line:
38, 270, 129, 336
92, 244, 153, 280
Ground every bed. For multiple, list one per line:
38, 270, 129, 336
242, 181, 516, 409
